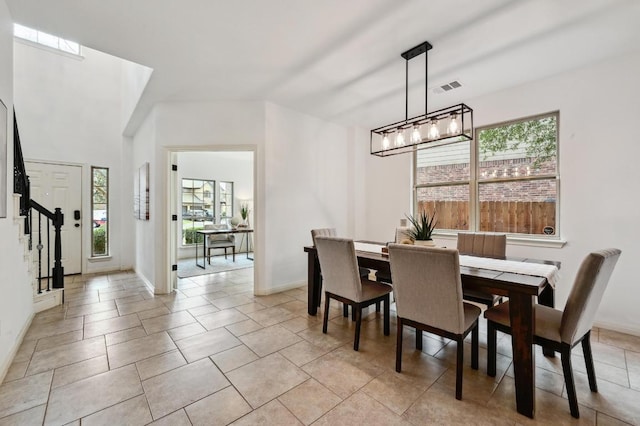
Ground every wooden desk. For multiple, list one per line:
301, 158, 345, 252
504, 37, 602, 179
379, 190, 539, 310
303, 245, 558, 419
196, 228, 254, 268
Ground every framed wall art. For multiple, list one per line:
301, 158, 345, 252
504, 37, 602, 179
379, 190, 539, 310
134, 162, 149, 220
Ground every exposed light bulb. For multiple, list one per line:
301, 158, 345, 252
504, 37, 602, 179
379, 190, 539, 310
429, 121, 440, 139
382, 133, 390, 150
395, 131, 405, 147
448, 114, 459, 134
411, 125, 421, 143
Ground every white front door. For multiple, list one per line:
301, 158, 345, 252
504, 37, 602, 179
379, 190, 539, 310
26, 161, 82, 275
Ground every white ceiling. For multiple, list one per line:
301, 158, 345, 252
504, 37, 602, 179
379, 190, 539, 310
7, 0, 640, 135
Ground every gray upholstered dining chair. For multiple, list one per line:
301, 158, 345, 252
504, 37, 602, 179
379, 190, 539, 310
314, 236, 392, 351
375, 226, 412, 284
311, 228, 371, 317
457, 232, 507, 308
204, 224, 236, 263
457, 232, 507, 259
388, 244, 480, 400
484, 248, 622, 418
395, 226, 412, 244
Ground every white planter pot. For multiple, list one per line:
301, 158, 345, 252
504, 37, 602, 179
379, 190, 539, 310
414, 240, 436, 247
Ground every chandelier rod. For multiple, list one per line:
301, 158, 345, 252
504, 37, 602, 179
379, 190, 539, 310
424, 46, 428, 116
400, 41, 432, 122
405, 58, 408, 121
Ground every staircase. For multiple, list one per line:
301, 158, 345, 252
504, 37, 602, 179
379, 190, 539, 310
13, 112, 65, 312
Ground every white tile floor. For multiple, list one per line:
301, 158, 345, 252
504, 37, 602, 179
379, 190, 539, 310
1, 268, 640, 425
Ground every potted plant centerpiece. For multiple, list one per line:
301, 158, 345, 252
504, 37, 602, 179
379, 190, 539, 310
406, 210, 437, 246
239, 203, 250, 227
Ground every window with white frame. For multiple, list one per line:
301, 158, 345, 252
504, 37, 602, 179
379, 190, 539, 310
91, 167, 109, 257
182, 179, 215, 245
219, 181, 234, 226
414, 112, 559, 236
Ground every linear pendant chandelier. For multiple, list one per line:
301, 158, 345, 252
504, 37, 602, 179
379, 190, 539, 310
370, 41, 473, 157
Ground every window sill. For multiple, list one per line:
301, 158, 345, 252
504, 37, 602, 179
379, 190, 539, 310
433, 232, 566, 249
88, 255, 112, 262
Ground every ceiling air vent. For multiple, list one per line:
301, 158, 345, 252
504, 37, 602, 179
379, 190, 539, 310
432, 80, 462, 94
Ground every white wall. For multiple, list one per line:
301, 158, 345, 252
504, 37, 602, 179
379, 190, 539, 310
176, 151, 253, 259
131, 101, 357, 296
131, 110, 156, 285
264, 103, 353, 292
121, 59, 153, 133
132, 101, 264, 293
14, 41, 134, 274
362, 50, 640, 335
360, 141, 413, 243
0, 0, 34, 382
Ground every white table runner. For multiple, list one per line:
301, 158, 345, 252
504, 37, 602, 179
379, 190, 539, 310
459, 255, 560, 288
354, 242, 386, 254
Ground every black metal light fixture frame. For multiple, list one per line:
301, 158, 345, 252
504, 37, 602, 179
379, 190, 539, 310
370, 41, 474, 157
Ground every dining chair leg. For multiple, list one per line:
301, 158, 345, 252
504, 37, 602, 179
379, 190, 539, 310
396, 320, 403, 372
471, 322, 479, 370
456, 337, 464, 400
415, 329, 423, 351
343, 304, 349, 318
487, 320, 497, 377
376, 301, 381, 312
354, 304, 362, 351
322, 294, 330, 334
581, 332, 598, 392
383, 295, 390, 336
232, 246, 235, 262
560, 344, 580, 418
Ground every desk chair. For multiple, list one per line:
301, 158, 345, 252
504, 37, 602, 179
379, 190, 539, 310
457, 232, 506, 308
484, 248, 622, 418
204, 224, 236, 263
389, 244, 480, 400
315, 236, 392, 351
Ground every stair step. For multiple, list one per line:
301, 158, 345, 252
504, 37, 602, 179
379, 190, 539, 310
33, 288, 64, 313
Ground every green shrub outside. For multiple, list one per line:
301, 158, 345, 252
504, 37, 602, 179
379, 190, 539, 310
93, 226, 107, 255
184, 227, 205, 245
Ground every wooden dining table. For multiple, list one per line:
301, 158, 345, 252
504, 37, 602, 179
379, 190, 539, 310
303, 244, 559, 419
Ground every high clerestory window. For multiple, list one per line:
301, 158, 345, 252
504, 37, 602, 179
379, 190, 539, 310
14, 23, 81, 56
414, 112, 559, 237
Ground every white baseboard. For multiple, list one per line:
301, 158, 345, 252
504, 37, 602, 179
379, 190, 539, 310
0, 312, 35, 385
253, 280, 306, 296
594, 321, 640, 338
134, 270, 156, 295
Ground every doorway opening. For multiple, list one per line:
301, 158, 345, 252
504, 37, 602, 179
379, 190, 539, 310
168, 149, 255, 292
